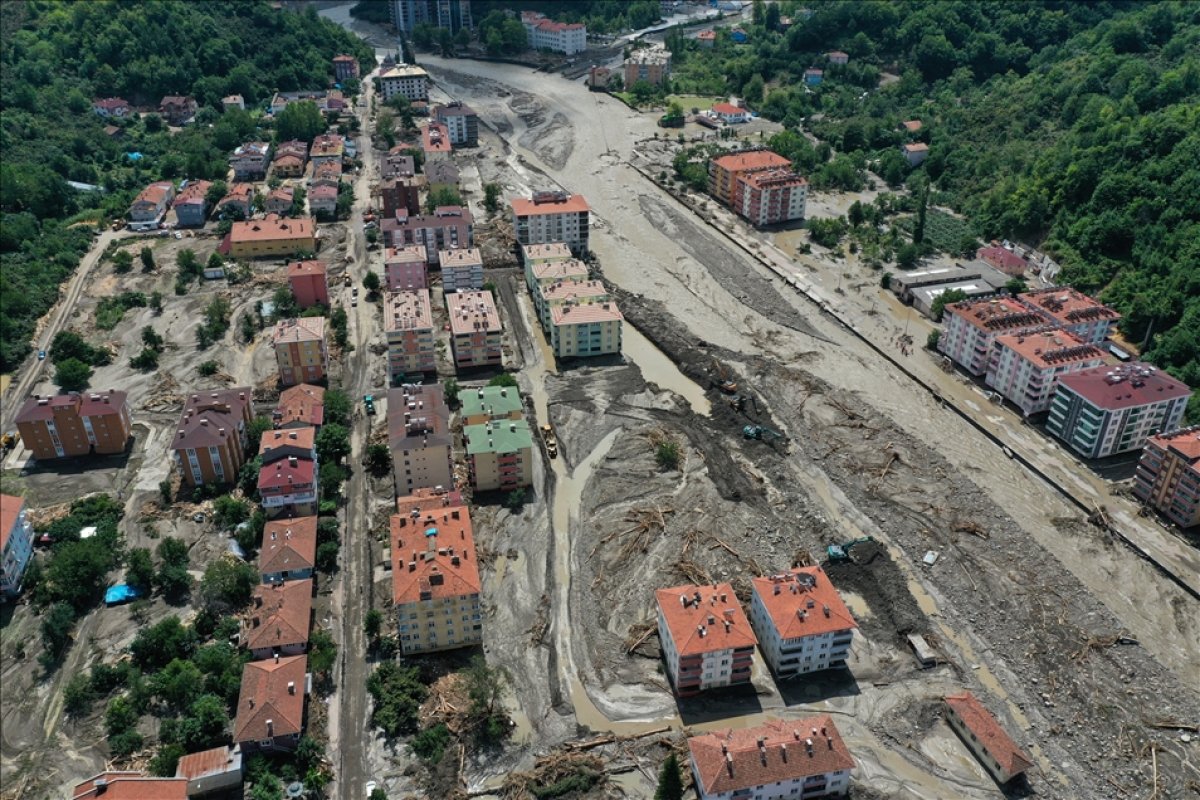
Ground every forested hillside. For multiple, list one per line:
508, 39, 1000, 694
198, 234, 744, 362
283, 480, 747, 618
0, 0, 373, 370
668, 0, 1200, 413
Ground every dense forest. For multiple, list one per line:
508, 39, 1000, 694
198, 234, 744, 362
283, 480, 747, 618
0, 0, 373, 371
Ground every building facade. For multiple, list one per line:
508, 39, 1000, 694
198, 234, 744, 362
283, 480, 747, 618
230, 142, 272, 180
332, 54, 360, 82
749, 567, 856, 678
15, 390, 133, 461
525, 255, 587, 294
381, 207, 473, 263
1019, 287, 1121, 344
1047, 363, 1192, 459
170, 388, 253, 487
985, 329, 1107, 416
708, 150, 791, 207
272, 317, 329, 386
384, 246, 429, 291
1133, 428, 1200, 528
286, 260, 329, 308
421, 122, 452, 162
258, 455, 318, 517
438, 247, 485, 292
234, 656, 309, 754
274, 384, 325, 430
733, 169, 808, 226
447, 290, 503, 371
549, 302, 623, 359
655, 583, 757, 696
379, 64, 430, 102
944, 692, 1033, 785
433, 101, 478, 146
381, 177, 424, 218
390, 0, 472, 33
1, 494, 34, 598
384, 290, 437, 381
511, 192, 590, 254
937, 296, 1046, 376
388, 384, 454, 496
463, 420, 534, 492
536, 279, 608, 329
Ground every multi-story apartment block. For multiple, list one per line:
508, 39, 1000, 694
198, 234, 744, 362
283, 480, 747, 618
384, 245, 429, 291
535, 279, 608, 329
1, 494, 34, 598
243, 579, 313, 660
259, 454, 318, 517
1134, 428, 1200, 528
128, 181, 176, 230
286, 260, 329, 308
733, 169, 808, 226
688, 716, 855, 800
381, 177, 424, 218
332, 54, 360, 82
521, 11, 587, 55
15, 390, 132, 461
549, 301, 623, 360
172, 179, 213, 228
381, 151, 416, 181
230, 141, 272, 180
511, 192, 590, 254
438, 247, 484, 292
748, 567, 857, 678
624, 46, 671, 87
388, 384, 454, 496
463, 419, 534, 492
1019, 287, 1121, 344
274, 384, 325, 430
421, 122, 452, 162
708, 150, 791, 207
526, 256, 588, 294
234, 655, 309, 754
381, 207, 473, 263
433, 101, 478, 146
391, 502, 482, 654
384, 290, 437, 381
655, 583, 758, 696
986, 329, 1107, 416
259, 516, 318, 583
447, 290, 503, 371
379, 64, 430, 102
272, 317, 329, 387
521, 241, 573, 269
944, 692, 1033, 785
170, 388, 253, 487
937, 296, 1046, 376
390, 0, 472, 34
309, 134, 345, 170
226, 215, 316, 259
460, 385, 524, 426
1047, 363, 1192, 459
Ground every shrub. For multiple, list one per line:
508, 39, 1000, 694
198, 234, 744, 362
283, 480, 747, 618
655, 440, 681, 471
198, 360, 219, 377
927, 329, 942, 350
367, 662, 427, 737
410, 723, 451, 763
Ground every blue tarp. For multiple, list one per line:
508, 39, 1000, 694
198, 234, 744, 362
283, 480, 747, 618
126, 151, 144, 161
105, 584, 146, 606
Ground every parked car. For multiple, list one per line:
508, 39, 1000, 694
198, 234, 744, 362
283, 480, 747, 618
37, 350, 46, 361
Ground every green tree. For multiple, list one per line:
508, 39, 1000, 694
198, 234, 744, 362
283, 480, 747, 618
50, 331, 108, 366
365, 442, 391, 476
130, 616, 198, 671
443, 378, 460, 407
150, 658, 204, 712
316, 541, 340, 573
55, 357, 92, 392
275, 100, 325, 144
363, 270, 380, 294
1004, 277, 1028, 294
483, 183, 501, 216
140, 246, 155, 272
487, 373, 517, 388
364, 608, 383, 640
40, 602, 77, 665
423, 185, 464, 214
199, 557, 257, 612
655, 753, 684, 800
931, 288, 968, 322
655, 440, 681, 471
126, 548, 154, 591
316, 423, 351, 464
63, 673, 98, 717
309, 627, 337, 676
149, 744, 186, 777
156, 537, 192, 601
926, 329, 942, 350
112, 250, 134, 274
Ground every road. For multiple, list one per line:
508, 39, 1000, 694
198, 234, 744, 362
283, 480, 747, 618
330, 69, 381, 800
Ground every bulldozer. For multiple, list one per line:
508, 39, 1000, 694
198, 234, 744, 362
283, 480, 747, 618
826, 536, 874, 563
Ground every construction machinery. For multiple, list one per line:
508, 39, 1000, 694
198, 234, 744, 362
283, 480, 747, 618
541, 424, 558, 458
826, 536, 874, 562
709, 360, 738, 394
742, 425, 783, 441
363, 394, 376, 416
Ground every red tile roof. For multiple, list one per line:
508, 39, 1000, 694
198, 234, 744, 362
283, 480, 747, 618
1147, 428, 1200, 463
175, 745, 240, 782
751, 566, 857, 640
697, 29, 716, 40
511, 193, 590, 216
234, 655, 307, 743
943, 296, 1044, 334
275, 384, 325, 428
1019, 287, 1121, 326
134, 181, 174, 207
656, 583, 757, 657
259, 427, 316, 460
976, 245, 1027, 274
230, 214, 314, 244
391, 505, 481, 605
902, 119, 923, 131
173, 179, 213, 208
1056, 362, 1191, 410
904, 142, 929, 153
286, 259, 327, 278
259, 516, 318, 575
944, 692, 1033, 777
395, 487, 465, 514
550, 301, 623, 325
422, 122, 452, 154
712, 102, 746, 115
258, 457, 316, 492
994, 329, 1105, 371
243, 579, 313, 652
73, 772, 187, 800
1, 494, 26, 558
711, 150, 791, 173
93, 97, 130, 111
172, 387, 252, 452
272, 316, 326, 344
741, 168, 808, 189
15, 390, 128, 424
689, 716, 855, 796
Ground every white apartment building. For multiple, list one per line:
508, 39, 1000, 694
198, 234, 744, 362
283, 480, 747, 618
511, 191, 590, 254
938, 296, 1046, 376
549, 302, 623, 360
655, 583, 757, 697
1047, 362, 1192, 459
985, 329, 1107, 416
525, 256, 587, 295
521, 11, 587, 55
379, 64, 430, 102
1019, 287, 1121, 344
748, 567, 857, 678
438, 247, 484, 292
535, 279, 608, 329
384, 290, 437, 381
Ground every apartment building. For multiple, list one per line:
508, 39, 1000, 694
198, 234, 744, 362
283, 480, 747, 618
381, 206, 473, 263
225, 215, 315, 259
945, 692, 1033, 785
384, 245, 429, 291
460, 385, 524, 426
549, 301, 623, 360
170, 388, 253, 487
749, 567, 856, 678
937, 296, 1046, 376
433, 101, 478, 146
1, 494, 34, 598
274, 384, 325, 430
1134, 428, 1200, 528
333, 53, 360, 81
309, 134, 345, 170
286, 260, 329, 308
381, 177, 424, 218
1019, 287, 1121, 344
230, 141, 272, 180
266, 186, 296, 216
521, 241, 573, 269
733, 168, 808, 226
379, 64, 430, 102
259, 455, 318, 517
688, 716, 855, 800
708, 150, 791, 207
447, 290, 503, 371
421, 122, 452, 162
384, 290, 437, 381
216, 182, 254, 219
388, 384, 454, 496
986, 329, 1107, 416
234, 655, 309, 754
243, 579, 313, 659
396, 486, 465, 515
463, 419, 534, 492
535, 279, 608, 329
438, 247, 484, 292
259, 516, 318, 583
1047, 363, 1192, 459
172, 179, 213, 228
391, 503, 482, 654
128, 181, 176, 230
381, 151, 416, 181
521, 11, 587, 55
272, 317, 328, 386
656, 583, 757, 696
624, 47, 671, 87
15, 390, 132, 460
511, 192, 590, 254
390, 0, 472, 34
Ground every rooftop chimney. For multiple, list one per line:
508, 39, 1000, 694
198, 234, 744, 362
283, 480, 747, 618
288, 681, 296, 695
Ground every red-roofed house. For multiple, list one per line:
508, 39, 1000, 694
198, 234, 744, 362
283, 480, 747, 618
688, 716, 855, 799
1019, 287, 1121, 344
1047, 363, 1191, 458
391, 504, 482, 654
309, 183, 339, 218
749, 567, 857, 677
1134, 427, 1200, 528
258, 456, 318, 517
259, 516, 318, 583
711, 102, 751, 124
902, 141, 929, 166
73, 772, 188, 799
92, 97, 131, 118
1, 494, 34, 598
976, 245, 1028, 277
804, 68, 824, 85
696, 29, 716, 47
266, 186, 296, 216
333, 53, 360, 81
826, 50, 849, 64
244, 579, 313, 659
422, 122, 452, 162
733, 168, 808, 226
159, 95, 198, 125
986, 329, 1108, 416
511, 191, 590, 253
129, 181, 176, 230
708, 150, 792, 207
175, 746, 243, 797
656, 583, 758, 696
172, 179, 213, 228
287, 260, 329, 308
945, 692, 1033, 784
216, 182, 254, 220
170, 388, 253, 487
274, 384, 325, 430
234, 655, 309, 753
